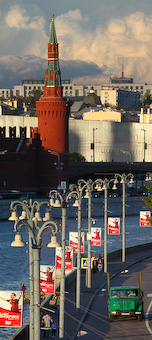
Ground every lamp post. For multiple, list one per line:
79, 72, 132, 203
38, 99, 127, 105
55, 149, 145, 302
92, 128, 98, 162
9, 199, 59, 340
77, 178, 108, 283
114, 173, 134, 262
49, 188, 78, 339
95, 178, 116, 273
68, 183, 82, 311
77, 179, 94, 289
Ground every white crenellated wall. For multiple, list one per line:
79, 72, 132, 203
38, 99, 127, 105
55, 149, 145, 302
0, 116, 38, 138
69, 119, 152, 162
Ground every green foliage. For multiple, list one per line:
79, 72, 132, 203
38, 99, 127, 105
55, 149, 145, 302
69, 152, 86, 162
29, 89, 43, 108
141, 91, 152, 108
143, 185, 152, 208
4, 108, 19, 115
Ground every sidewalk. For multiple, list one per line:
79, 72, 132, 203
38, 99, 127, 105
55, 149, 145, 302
40, 243, 152, 340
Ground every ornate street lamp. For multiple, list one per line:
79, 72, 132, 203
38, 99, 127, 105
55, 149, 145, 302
9, 199, 59, 340
49, 188, 78, 340
114, 173, 134, 262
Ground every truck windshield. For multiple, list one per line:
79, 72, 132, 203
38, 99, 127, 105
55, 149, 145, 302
111, 289, 139, 297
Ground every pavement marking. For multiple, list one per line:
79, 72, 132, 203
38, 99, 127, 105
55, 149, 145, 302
145, 300, 152, 335
147, 294, 152, 297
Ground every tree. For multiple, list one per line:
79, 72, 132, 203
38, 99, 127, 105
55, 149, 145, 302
4, 108, 19, 115
141, 91, 152, 108
29, 89, 43, 107
69, 152, 86, 162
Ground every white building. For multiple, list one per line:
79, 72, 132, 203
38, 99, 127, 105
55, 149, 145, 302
100, 87, 140, 110
0, 88, 12, 98
1, 77, 152, 100
69, 119, 152, 163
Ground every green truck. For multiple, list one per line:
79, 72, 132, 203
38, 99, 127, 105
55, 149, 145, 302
107, 272, 143, 321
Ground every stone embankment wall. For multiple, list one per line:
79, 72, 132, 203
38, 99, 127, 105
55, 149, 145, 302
1, 196, 145, 221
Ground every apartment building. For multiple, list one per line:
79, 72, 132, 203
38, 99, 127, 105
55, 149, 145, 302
1, 77, 152, 100
100, 86, 140, 110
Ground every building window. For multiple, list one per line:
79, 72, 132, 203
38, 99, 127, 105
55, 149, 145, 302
16, 90, 20, 96
75, 90, 79, 96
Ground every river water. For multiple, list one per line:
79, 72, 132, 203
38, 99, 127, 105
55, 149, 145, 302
0, 198, 152, 339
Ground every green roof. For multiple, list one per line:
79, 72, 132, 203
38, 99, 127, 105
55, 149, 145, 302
49, 14, 57, 44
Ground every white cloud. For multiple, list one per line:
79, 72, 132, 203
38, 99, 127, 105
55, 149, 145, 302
5, 5, 30, 29
55, 10, 152, 83
1, 5, 152, 86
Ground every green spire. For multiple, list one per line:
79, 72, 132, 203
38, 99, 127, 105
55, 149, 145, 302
49, 13, 57, 44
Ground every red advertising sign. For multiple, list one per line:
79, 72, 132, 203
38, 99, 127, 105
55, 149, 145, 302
56, 247, 73, 270
0, 291, 23, 327
91, 228, 101, 246
65, 246, 73, 270
108, 218, 120, 235
40, 265, 55, 294
140, 211, 151, 226
69, 232, 85, 253
56, 247, 62, 269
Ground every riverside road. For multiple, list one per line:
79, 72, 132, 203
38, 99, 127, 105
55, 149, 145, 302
39, 244, 152, 340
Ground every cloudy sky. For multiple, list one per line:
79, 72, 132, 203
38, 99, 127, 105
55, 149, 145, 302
1, 0, 152, 88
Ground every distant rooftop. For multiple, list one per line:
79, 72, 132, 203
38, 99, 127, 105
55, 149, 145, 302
110, 73, 133, 84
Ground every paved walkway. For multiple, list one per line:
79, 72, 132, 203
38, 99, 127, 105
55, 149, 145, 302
41, 244, 152, 340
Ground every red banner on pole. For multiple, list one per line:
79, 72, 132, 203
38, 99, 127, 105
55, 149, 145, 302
140, 211, 151, 226
56, 247, 73, 270
0, 291, 23, 327
108, 218, 120, 235
69, 232, 85, 253
40, 265, 55, 294
91, 228, 101, 246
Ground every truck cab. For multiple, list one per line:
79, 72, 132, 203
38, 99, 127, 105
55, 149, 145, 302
107, 272, 143, 321
108, 286, 143, 321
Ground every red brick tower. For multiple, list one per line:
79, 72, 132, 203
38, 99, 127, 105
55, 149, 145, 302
36, 14, 69, 190
36, 14, 69, 155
